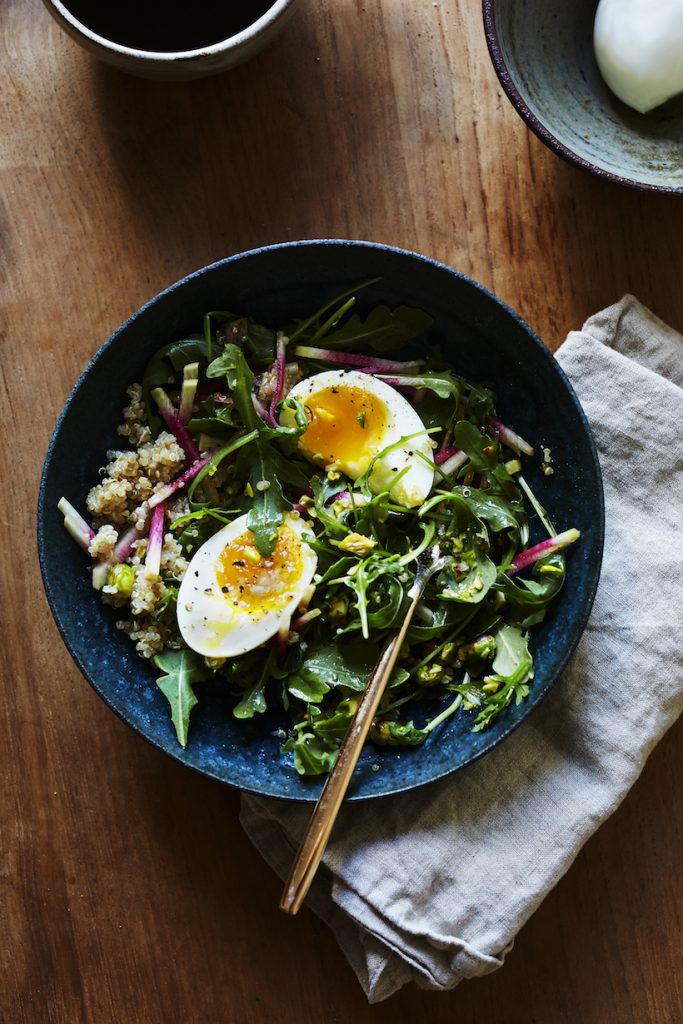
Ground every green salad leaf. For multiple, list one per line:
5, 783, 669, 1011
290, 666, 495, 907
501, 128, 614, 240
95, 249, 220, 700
142, 336, 208, 434
152, 650, 210, 747
472, 625, 534, 731
318, 304, 434, 352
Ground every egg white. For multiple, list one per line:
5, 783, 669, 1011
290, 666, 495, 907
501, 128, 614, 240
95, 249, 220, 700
595, 0, 683, 114
284, 369, 435, 508
176, 512, 317, 658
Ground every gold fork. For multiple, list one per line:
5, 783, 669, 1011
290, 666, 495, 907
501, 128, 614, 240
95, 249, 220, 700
280, 543, 450, 914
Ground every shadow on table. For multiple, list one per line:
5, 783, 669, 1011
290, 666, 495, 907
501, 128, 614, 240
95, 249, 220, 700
85, 12, 396, 262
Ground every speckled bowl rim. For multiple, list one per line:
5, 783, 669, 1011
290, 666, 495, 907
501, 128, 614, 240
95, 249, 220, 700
38, 239, 604, 801
482, 0, 683, 196
45, 0, 296, 63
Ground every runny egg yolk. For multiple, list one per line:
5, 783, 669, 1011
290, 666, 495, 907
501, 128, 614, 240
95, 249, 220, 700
215, 526, 304, 617
300, 385, 388, 475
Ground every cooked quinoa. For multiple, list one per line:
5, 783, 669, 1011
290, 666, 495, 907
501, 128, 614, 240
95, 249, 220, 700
116, 383, 152, 447
257, 359, 302, 405
88, 524, 118, 560
86, 430, 185, 526
86, 387, 192, 659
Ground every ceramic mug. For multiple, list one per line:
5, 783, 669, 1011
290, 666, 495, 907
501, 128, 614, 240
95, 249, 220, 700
41, 0, 301, 80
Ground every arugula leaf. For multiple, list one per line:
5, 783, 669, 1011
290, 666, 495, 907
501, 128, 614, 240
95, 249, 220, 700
152, 649, 210, 748
285, 638, 379, 701
316, 555, 357, 585
320, 305, 434, 353
491, 624, 533, 678
312, 697, 360, 740
207, 346, 310, 554
366, 575, 405, 631
233, 677, 269, 719
186, 430, 259, 509
142, 337, 208, 434
494, 552, 566, 626
154, 585, 178, 623
310, 476, 351, 538
463, 380, 496, 421
283, 732, 339, 776
457, 486, 522, 533
433, 494, 497, 604
206, 344, 260, 430
203, 311, 276, 365
186, 396, 237, 437
286, 278, 381, 345
453, 421, 524, 513
244, 320, 278, 365
471, 624, 534, 731
244, 440, 289, 556
233, 651, 276, 718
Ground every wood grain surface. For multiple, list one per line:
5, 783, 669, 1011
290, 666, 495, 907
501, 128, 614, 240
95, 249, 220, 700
2, 1, 682, 1021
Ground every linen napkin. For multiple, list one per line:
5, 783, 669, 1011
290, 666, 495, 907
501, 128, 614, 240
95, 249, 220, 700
240, 296, 683, 1002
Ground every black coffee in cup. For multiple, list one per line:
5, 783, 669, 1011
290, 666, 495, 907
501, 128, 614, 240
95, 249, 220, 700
62, 0, 274, 53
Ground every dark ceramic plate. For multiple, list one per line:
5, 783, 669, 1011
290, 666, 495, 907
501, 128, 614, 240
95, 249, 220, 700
484, 0, 683, 194
38, 240, 604, 801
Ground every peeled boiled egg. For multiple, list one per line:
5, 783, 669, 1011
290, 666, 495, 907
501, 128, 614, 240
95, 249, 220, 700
177, 512, 317, 658
282, 369, 434, 508
594, 0, 683, 114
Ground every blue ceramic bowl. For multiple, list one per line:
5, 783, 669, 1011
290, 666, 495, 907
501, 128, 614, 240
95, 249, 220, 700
38, 241, 604, 801
484, 0, 683, 194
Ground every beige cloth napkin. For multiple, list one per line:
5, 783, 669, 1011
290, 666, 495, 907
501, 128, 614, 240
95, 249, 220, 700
240, 297, 683, 1002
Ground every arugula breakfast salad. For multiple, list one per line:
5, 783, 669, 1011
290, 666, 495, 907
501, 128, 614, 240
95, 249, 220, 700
59, 283, 579, 776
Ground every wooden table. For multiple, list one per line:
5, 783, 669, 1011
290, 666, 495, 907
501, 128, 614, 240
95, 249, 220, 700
3, 1, 682, 1020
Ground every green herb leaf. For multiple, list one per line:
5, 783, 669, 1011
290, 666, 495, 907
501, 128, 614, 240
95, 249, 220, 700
471, 624, 534, 731
152, 649, 210, 748
457, 486, 522, 533
433, 494, 497, 604
286, 278, 381, 345
320, 304, 434, 353
285, 638, 380, 701
453, 420, 520, 503
282, 732, 339, 776
186, 431, 258, 514
491, 624, 533, 678
203, 312, 276, 365
142, 337, 208, 434
207, 345, 308, 554
244, 440, 289, 556
233, 651, 276, 718
233, 678, 269, 719
206, 344, 260, 430
371, 720, 427, 746
494, 552, 566, 626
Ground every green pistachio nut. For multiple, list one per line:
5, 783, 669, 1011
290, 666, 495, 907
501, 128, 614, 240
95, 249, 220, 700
416, 662, 445, 687
107, 563, 135, 598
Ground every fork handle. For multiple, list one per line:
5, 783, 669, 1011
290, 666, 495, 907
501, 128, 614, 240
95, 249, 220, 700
279, 585, 424, 915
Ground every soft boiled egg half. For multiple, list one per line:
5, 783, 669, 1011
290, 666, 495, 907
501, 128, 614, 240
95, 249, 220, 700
177, 512, 317, 658
594, 0, 683, 114
281, 370, 434, 508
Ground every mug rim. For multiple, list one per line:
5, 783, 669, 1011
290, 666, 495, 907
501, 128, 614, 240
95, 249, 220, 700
45, 0, 296, 63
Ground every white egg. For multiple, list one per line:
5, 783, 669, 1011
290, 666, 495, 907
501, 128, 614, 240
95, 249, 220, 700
282, 369, 435, 508
177, 512, 317, 658
594, 0, 683, 114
